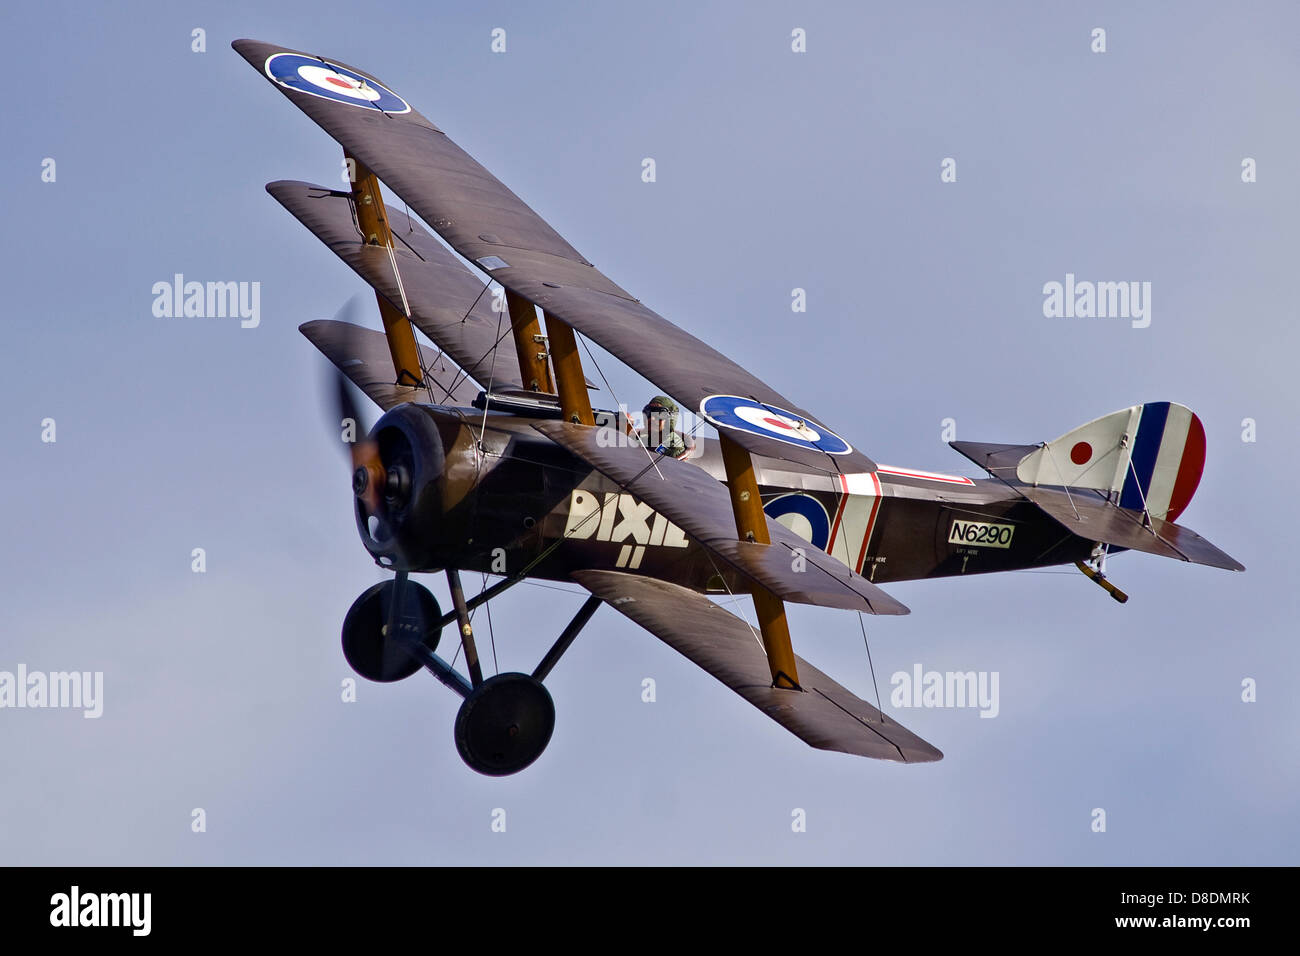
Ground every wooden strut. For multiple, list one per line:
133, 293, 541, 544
505, 289, 554, 393
345, 153, 424, 388
718, 435, 801, 690
543, 312, 594, 425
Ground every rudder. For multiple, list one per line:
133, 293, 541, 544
1014, 402, 1206, 522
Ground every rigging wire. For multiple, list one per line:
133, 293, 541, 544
577, 333, 665, 481
439, 280, 505, 401
482, 571, 499, 675
856, 612, 885, 719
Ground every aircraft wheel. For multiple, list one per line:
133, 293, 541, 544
454, 673, 555, 776
342, 580, 442, 682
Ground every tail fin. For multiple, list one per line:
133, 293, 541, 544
951, 402, 1242, 572
1012, 402, 1205, 523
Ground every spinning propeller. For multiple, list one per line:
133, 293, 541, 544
325, 296, 416, 566
322, 296, 443, 681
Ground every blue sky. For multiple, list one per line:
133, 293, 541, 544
1, 0, 1295, 864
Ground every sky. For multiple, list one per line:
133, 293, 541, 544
1, 0, 1296, 865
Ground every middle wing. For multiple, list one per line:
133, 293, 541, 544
270, 179, 523, 393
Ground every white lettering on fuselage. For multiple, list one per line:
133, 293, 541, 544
563, 490, 689, 569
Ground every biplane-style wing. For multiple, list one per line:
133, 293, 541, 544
270, 180, 523, 393
536, 421, 908, 615
301, 319, 481, 409
573, 571, 940, 762
233, 39, 873, 475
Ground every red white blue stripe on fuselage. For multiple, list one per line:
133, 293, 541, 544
763, 466, 974, 574
875, 465, 974, 486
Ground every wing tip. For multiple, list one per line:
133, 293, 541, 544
904, 744, 945, 763
873, 599, 911, 616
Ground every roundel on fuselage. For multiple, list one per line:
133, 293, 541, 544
763, 494, 831, 550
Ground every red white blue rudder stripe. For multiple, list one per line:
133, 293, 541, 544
1015, 402, 1206, 522
1119, 402, 1205, 522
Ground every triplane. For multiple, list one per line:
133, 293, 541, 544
236, 40, 1243, 775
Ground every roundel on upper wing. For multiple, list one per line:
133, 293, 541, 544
763, 494, 831, 550
264, 53, 411, 113
699, 395, 852, 455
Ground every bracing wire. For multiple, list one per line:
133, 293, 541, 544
577, 333, 665, 481
856, 612, 885, 719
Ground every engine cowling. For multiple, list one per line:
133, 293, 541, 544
353, 404, 449, 570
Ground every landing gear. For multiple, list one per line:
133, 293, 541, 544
454, 673, 556, 776
342, 578, 443, 682
340, 571, 603, 776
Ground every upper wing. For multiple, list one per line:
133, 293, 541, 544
574, 570, 940, 762
234, 39, 874, 475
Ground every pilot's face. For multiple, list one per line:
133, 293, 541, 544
645, 407, 672, 435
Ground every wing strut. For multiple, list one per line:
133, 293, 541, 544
505, 287, 595, 426
718, 435, 801, 689
543, 312, 594, 425
345, 153, 424, 387
504, 289, 554, 393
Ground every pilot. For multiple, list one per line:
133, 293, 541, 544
641, 395, 691, 458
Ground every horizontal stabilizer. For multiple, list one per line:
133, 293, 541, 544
574, 570, 941, 762
301, 319, 481, 409
1024, 486, 1244, 571
537, 422, 908, 614
949, 441, 1040, 484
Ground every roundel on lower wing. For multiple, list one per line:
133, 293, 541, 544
699, 395, 852, 455
264, 53, 411, 113
763, 494, 831, 550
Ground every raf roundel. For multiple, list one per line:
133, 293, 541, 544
264, 53, 411, 113
699, 395, 852, 455
763, 494, 832, 550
